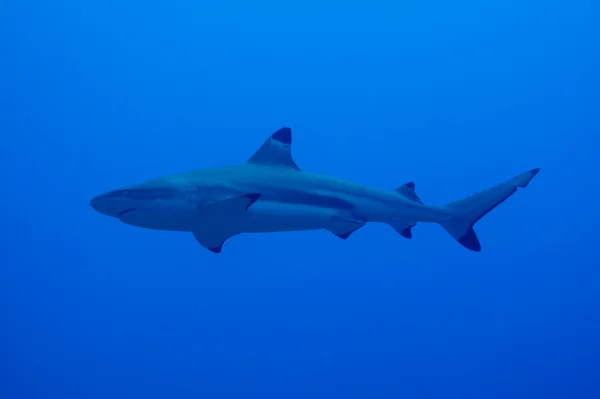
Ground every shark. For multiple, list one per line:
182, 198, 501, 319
90, 127, 540, 253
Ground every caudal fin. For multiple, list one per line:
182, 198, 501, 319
439, 168, 540, 251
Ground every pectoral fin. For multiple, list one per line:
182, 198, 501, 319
192, 193, 261, 253
197, 193, 261, 220
192, 230, 235, 253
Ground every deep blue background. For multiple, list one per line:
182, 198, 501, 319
1, 1, 599, 397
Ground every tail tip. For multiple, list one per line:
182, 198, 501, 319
519, 168, 541, 188
529, 167, 541, 181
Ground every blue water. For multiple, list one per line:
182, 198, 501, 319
1, 1, 599, 398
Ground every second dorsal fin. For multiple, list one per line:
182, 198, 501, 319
395, 182, 423, 204
248, 127, 300, 170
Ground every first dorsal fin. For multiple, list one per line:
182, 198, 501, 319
248, 127, 300, 170
395, 182, 423, 204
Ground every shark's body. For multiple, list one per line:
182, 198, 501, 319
90, 127, 540, 253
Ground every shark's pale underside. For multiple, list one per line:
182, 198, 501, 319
90, 127, 540, 253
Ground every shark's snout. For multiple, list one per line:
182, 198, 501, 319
90, 191, 129, 218
90, 188, 144, 218
90, 185, 184, 219
90, 185, 199, 232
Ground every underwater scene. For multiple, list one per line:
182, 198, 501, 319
1, 1, 599, 398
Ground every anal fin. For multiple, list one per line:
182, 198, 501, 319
388, 220, 417, 239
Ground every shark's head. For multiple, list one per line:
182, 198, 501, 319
89, 184, 157, 219
89, 178, 197, 231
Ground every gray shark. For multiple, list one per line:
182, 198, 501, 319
90, 127, 540, 253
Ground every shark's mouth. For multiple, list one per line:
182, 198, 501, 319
116, 207, 192, 231
118, 208, 137, 218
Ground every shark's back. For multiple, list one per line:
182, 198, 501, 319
174, 162, 393, 208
